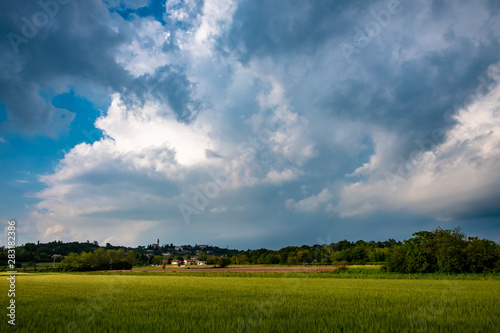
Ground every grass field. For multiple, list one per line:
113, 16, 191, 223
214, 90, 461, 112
1, 272, 499, 332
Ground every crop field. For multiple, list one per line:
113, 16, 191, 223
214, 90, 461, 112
1, 273, 499, 332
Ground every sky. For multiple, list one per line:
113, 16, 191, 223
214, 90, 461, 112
1, 0, 500, 250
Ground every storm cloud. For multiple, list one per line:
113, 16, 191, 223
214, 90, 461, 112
1, 0, 499, 248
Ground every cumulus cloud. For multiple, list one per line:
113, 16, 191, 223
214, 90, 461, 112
286, 188, 333, 213
264, 169, 298, 185
0, 0, 205, 135
115, 18, 173, 77
338, 65, 500, 220
96, 95, 215, 167
33, 91, 217, 242
2, 0, 500, 246
33, 80, 315, 243
0, 0, 128, 135
193, 0, 237, 56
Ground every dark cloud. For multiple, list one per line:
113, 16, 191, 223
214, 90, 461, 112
225, 0, 362, 63
127, 65, 201, 122
258, 0, 500, 174
0, 0, 202, 136
2, 0, 499, 247
0, 0, 128, 134
321, 37, 500, 155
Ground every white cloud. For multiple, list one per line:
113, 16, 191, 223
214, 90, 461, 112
345, 130, 399, 178
338, 65, 500, 220
96, 95, 215, 167
166, 0, 195, 22
33, 93, 220, 243
264, 168, 299, 185
209, 207, 227, 213
115, 18, 173, 77
193, 0, 237, 56
33, 84, 310, 244
18, 0, 500, 247
252, 73, 317, 166
286, 188, 333, 212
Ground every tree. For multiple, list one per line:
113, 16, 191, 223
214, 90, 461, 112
125, 250, 137, 267
60, 253, 81, 271
152, 255, 163, 266
232, 254, 249, 265
385, 245, 407, 272
368, 247, 388, 263
264, 254, 279, 265
162, 256, 170, 269
17, 248, 31, 262
287, 255, 299, 265
217, 257, 231, 268
434, 227, 467, 273
174, 255, 184, 267
409, 231, 438, 272
93, 248, 109, 270
329, 251, 342, 264
206, 255, 217, 265
351, 245, 368, 264
198, 251, 207, 261
465, 237, 498, 273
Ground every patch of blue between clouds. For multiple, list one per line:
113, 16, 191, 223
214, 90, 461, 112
52, 90, 104, 151
113, 0, 167, 25
0, 92, 104, 221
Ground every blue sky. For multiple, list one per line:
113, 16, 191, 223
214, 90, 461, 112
1, 0, 500, 249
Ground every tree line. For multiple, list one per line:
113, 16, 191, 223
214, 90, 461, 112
58, 248, 136, 271
0, 240, 102, 263
229, 239, 400, 266
386, 228, 499, 273
2, 227, 499, 273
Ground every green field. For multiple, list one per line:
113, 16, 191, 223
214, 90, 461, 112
1, 273, 499, 332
